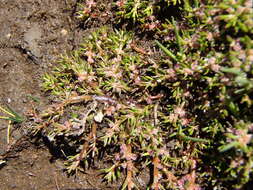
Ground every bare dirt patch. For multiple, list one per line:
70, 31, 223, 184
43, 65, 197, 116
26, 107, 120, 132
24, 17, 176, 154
0, 0, 116, 189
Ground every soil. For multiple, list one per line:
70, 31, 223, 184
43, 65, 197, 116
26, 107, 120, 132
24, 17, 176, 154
0, 0, 119, 189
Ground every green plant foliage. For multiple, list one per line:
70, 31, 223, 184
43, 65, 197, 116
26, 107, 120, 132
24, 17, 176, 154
0, 105, 24, 124
115, 0, 154, 23
31, 0, 253, 189
0, 105, 25, 144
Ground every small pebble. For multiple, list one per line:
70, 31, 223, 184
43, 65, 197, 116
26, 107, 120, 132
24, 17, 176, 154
6, 33, 11, 39
61, 29, 68, 36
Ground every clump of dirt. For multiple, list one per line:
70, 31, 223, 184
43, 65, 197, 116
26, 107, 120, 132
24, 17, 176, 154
0, 0, 116, 189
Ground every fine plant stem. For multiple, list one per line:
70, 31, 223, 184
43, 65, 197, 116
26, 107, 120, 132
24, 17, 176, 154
155, 40, 178, 62
7, 121, 11, 144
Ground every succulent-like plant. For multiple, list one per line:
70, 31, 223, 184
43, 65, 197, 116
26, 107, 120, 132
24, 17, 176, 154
30, 0, 253, 189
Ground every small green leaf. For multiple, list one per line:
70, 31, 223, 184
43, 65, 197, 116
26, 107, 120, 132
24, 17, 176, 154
220, 67, 244, 76
235, 76, 251, 86
155, 40, 178, 62
218, 141, 240, 152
